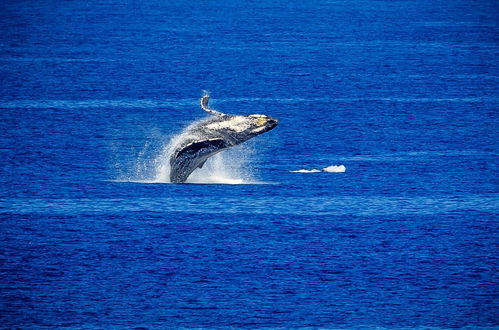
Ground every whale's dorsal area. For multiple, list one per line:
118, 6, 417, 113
169, 94, 278, 183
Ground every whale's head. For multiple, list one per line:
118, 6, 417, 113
203, 113, 278, 143
199, 94, 278, 139
247, 114, 279, 135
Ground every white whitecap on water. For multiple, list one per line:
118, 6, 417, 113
290, 169, 322, 173
290, 165, 346, 173
322, 165, 346, 173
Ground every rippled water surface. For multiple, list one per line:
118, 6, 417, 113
1, 0, 498, 328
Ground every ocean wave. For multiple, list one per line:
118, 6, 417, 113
1, 96, 497, 109
335, 150, 498, 162
3, 194, 498, 216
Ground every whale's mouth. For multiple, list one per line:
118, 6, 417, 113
266, 117, 278, 130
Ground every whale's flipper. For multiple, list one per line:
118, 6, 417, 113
175, 139, 227, 160
170, 138, 228, 183
200, 94, 224, 116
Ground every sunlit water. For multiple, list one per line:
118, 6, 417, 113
0, 0, 498, 328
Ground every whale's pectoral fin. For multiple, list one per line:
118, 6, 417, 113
175, 138, 228, 160
170, 138, 229, 183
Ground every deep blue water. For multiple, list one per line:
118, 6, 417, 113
1, 0, 498, 328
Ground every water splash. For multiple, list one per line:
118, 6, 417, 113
290, 169, 321, 173
142, 118, 258, 184
186, 148, 254, 184
323, 165, 346, 173
291, 165, 346, 173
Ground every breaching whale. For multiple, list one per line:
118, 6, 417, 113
169, 94, 278, 183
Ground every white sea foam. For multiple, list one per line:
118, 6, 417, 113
290, 169, 321, 173
291, 165, 346, 173
323, 165, 346, 173
184, 148, 254, 184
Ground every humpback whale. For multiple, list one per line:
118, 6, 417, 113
169, 94, 278, 183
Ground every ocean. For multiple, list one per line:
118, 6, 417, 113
0, 0, 498, 328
